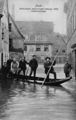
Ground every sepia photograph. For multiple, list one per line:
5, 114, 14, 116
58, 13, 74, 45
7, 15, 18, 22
0, 0, 76, 120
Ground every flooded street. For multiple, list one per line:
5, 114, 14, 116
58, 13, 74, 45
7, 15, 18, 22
0, 65, 76, 120
0, 0, 76, 120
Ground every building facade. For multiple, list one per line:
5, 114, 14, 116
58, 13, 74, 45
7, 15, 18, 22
67, 0, 76, 76
15, 21, 66, 63
24, 34, 67, 63
24, 40, 53, 62
8, 13, 25, 60
0, 0, 9, 68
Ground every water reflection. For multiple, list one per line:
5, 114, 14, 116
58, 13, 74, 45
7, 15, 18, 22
0, 77, 76, 120
0, 79, 12, 119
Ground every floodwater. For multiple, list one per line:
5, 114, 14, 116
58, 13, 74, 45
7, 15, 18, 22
0, 65, 76, 120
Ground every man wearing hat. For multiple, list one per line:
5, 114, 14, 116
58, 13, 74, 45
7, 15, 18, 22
18, 57, 28, 76
44, 57, 56, 81
29, 55, 38, 80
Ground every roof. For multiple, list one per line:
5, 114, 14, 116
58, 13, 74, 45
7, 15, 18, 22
15, 21, 66, 45
24, 40, 53, 45
16, 21, 54, 34
9, 14, 25, 40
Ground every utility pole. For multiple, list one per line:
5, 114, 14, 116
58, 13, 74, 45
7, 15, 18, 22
0, 11, 3, 67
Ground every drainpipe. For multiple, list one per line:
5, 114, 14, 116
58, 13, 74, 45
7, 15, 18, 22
0, 13, 3, 68
1, 28, 4, 67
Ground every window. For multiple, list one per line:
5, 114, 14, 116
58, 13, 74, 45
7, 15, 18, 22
24, 45, 27, 51
62, 49, 66, 53
9, 23, 12, 32
56, 49, 58, 53
36, 45, 41, 51
44, 46, 49, 51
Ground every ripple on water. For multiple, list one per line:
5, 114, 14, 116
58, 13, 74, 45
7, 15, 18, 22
0, 70, 76, 120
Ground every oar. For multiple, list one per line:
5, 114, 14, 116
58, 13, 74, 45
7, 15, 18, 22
41, 47, 61, 88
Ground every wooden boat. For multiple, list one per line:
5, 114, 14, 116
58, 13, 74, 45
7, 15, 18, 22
0, 72, 72, 86
12, 74, 72, 86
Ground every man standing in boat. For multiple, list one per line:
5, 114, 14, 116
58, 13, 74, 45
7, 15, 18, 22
18, 57, 28, 76
11, 58, 19, 74
44, 57, 57, 81
29, 55, 38, 79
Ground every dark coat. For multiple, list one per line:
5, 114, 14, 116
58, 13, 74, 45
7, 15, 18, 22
1, 65, 8, 76
64, 62, 72, 74
29, 58, 38, 70
44, 61, 55, 74
7, 59, 13, 70
19, 60, 28, 69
